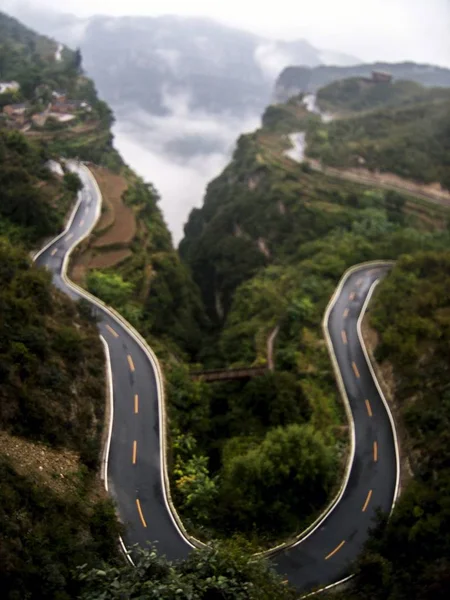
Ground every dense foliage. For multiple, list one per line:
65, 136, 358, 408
79, 543, 296, 600
86, 178, 207, 358
275, 62, 450, 102
0, 11, 123, 172
328, 252, 450, 599
0, 239, 105, 465
307, 92, 450, 188
0, 457, 121, 600
0, 129, 75, 244
0, 11, 77, 96
177, 84, 450, 543
0, 239, 121, 598
316, 78, 450, 114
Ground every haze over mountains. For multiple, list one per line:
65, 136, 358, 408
3, 1, 449, 243
2, 1, 361, 242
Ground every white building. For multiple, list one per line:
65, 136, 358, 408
0, 81, 20, 94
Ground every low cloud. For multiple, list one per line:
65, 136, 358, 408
155, 48, 181, 71
254, 42, 295, 79
113, 90, 259, 245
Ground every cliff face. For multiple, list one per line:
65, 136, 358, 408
274, 61, 450, 102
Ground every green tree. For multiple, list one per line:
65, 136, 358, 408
63, 171, 82, 194
79, 544, 297, 600
221, 424, 337, 534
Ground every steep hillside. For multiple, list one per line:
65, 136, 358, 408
0, 10, 207, 359
0, 12, 207, 599
316, 77, 450, 114
0, 129, 75, 244
0, 10, 122, 170
306, 89, 450, 189
70, 166, 207, 358
175, 84, 450, 545
275, 62, 450, 102
0, 18, 126, 597
0, 237, 121, 599
326, 252, 450, 600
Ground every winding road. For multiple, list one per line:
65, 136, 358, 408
34, 163, 399, 594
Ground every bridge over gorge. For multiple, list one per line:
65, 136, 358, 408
190, 325, 280, 383
190, 366, 268, 382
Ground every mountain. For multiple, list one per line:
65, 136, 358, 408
178, 76, 450, 595
309, 84, 450, 189
1, 2, 359, 243
275, 62, 450, 102
315, 77, 450, 114
0, 12, 204, 597
4, 3, 360, 119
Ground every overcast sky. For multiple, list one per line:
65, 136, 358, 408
3, 0, 450, 67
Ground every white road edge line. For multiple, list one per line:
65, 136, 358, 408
32, 170, 83, 260
100, 334, 134, 568
100, 335, 113, 490
119, 535, 135, 567
257, 260, 395, 560
357, 280, 401, 510
33, 168, 400, 590
35, 162, 199, 552
301, 574, 354, 598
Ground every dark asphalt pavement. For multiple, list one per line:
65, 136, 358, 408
34, 164, 398, 593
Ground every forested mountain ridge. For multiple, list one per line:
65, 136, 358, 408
181, 81, 450, 329
4, 3, 358, 118
275, 61, 450, 102
3, 9, 450, 599
307, 86, 450, 189
316, 76, 450, 115
0, 12, 212, 599
0, 9, 207, 360
174, 79, 450, 547
0, 10, 122, 169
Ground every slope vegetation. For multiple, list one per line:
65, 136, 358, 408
176, 82, 450, 545
316, 77, 450, 114
326, 252, 450, 599
0, 238, 121, 599
307, 90, 450, 188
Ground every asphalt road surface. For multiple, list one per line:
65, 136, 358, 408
35, 163, 398, 593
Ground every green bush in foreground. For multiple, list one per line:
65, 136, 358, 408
79, 543, 296, 600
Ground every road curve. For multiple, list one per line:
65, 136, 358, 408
34, 163, 398, 594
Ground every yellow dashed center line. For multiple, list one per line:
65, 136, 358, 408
79, 219, 85, 227
106, 324, 119, 338
343, 307, 349, 318
51, 248, 58, 256
341, 330, 348, 345
134, 394, 139, 414
365, 399, 373, 417
132, 440, 137, 465
373, 441, 378, 462
352, 361, 360, 378
362, 489, 373, 512
127, 354, 135, 372
66, 233, 73, 241
325, 540, 346, 560
349, 292, 355, 301
136, 499, 147, 528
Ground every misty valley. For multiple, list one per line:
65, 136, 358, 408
1, 2, 450, 599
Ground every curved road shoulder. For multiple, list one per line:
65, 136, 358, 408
33, 164, 400, 594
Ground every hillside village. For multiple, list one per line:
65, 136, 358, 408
0, 80, 92, 132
